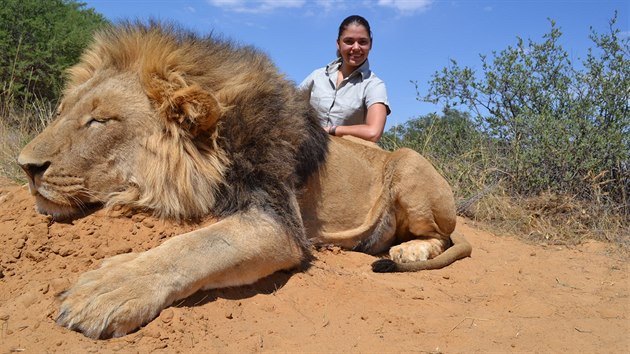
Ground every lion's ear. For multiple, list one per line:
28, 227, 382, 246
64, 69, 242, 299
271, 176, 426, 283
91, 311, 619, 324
147, 73, 226, 136
165, 85, 225, 136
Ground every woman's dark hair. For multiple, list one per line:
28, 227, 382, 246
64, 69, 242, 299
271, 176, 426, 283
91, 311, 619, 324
337, 15, 372, 41
336, 15, 372, 58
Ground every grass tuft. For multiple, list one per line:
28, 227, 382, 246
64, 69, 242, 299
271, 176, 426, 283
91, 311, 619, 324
0, 93, 55, 183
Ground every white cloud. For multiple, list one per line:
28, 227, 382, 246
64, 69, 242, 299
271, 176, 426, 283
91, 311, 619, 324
315, 0, 346, 12
377, 0, 432, 13
210, 0, 242, 5
208, 0, 434, 14
207, 0, 306, 13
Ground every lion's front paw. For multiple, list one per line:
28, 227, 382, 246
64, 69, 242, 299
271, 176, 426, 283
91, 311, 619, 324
389, 239, 443, 263
57, 252, 173, 339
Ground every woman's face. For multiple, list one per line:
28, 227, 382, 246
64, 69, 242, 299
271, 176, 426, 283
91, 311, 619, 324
337, 24, 371, 69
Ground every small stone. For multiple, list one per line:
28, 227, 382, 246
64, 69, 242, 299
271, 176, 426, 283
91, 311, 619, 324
50, 278, 71, 295
152, 343, 168, 350
15, 238, 26, 249
160, 309, 174, 323
131, 214, 146, 222
19, 289, 39, 308
143, 327, 162, 339
59, 247, 73, 257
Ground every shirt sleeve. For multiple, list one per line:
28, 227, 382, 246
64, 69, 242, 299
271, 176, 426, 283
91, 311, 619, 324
298, 71, 315, 91
364, 79, 391, 115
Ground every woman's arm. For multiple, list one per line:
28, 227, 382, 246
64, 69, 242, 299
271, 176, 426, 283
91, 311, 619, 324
326, 103, 388, 142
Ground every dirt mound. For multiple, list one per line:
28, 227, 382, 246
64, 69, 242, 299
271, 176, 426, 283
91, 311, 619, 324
0, 184, 628, 353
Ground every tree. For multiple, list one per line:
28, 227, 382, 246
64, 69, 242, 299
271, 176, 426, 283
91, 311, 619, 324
422, 14, 629, 208
578, 15, 630, 209
0, 0, 108, 105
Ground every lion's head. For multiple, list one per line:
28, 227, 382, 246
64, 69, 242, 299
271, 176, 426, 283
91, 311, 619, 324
18, 22, 326, 221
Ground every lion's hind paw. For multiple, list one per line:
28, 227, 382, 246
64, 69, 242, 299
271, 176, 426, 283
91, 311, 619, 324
389, 239, 444, 264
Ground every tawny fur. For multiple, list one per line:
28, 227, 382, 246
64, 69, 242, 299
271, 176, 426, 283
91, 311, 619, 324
18, 22, 470, 340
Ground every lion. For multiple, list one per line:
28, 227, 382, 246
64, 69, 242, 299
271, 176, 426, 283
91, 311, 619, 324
17, 22, 471, 339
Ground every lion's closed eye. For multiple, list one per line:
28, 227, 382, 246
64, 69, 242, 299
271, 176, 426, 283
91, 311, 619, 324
86, 117, 107, 126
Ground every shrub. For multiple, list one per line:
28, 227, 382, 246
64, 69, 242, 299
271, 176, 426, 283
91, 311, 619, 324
422, 14, 628, 214
0, 0, 108, 110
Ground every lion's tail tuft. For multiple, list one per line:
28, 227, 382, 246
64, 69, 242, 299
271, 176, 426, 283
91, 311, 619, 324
371, 259, 397, 273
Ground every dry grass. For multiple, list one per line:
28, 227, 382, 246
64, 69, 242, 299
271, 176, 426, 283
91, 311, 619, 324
0, 96, 55, 183
0, 120, 24, 182
460, 186, 629, 254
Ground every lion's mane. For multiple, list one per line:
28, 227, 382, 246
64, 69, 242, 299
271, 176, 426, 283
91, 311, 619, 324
64, 22, 328, 242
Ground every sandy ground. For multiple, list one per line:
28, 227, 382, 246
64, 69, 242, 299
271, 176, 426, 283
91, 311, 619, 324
0, 180, 628, 353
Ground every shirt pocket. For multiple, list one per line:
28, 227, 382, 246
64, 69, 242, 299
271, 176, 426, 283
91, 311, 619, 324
332, 92, 365, 125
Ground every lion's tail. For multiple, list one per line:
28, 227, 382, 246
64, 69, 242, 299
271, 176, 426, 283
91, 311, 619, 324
371, 232, 472, 273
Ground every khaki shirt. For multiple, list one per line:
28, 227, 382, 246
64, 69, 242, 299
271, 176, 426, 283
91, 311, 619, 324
299, 58, 390, 127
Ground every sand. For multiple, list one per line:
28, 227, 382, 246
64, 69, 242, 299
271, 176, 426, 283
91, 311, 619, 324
0, 180, 628, 353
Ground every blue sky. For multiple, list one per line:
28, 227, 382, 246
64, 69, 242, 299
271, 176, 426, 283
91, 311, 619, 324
82, 0, 628, 129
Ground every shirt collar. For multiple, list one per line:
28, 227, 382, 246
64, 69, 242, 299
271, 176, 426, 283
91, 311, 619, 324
325, 57, 371, 80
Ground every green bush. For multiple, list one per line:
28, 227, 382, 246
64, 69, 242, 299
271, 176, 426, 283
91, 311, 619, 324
420, 14, 628, 213
0, 0, 108, 182
0, 0, 108, 112
380, 109, 502, 205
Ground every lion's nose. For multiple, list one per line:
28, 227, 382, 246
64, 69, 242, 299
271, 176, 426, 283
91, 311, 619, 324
18, 159, 51, 180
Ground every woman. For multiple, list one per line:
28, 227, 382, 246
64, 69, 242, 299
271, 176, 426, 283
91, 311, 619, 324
299, 15, 390, 142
